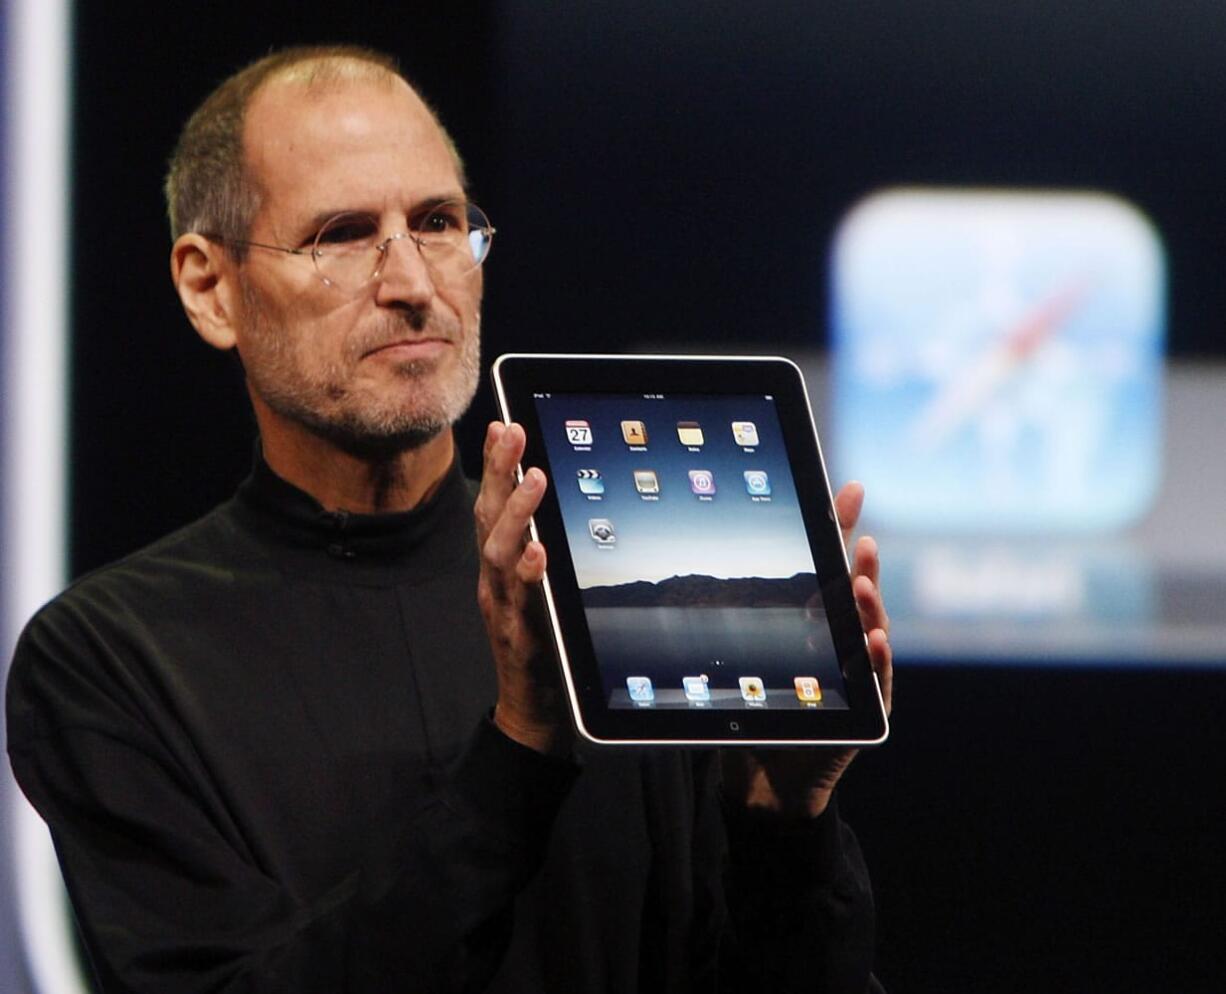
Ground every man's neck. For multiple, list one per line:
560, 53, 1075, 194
257, 413, 456, 515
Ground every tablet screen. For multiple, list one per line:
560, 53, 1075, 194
533, 390, 849, 713
493, 353, 886, 745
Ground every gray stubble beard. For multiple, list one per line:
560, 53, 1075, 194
238, 277, 481, 461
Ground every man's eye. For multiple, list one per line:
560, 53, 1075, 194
415, 206, 465, 235
316, 215, 379, 245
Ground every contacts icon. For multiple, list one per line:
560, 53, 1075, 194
621, 420, 649, 446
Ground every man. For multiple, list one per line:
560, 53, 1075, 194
7, 46, 892, 993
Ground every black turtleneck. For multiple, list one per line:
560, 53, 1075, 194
7, 447, 879, 994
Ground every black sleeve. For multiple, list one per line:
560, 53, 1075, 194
7, 612, 578, 994
717, 783, 880, 993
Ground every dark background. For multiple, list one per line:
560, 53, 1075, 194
68, 4, 1225, 991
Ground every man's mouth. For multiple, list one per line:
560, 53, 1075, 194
361, 337, 453, 361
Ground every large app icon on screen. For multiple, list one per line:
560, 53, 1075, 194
830, 188, 1166, 531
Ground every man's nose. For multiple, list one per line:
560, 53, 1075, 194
374, 232, 436, 306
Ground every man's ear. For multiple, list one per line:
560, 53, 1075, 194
170, 234, 239, 351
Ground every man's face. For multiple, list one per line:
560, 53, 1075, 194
232, 75, 481, 458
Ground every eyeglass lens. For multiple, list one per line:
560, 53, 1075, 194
311, 201, 493, 291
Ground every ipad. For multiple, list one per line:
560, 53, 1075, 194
491, 354, 888, 746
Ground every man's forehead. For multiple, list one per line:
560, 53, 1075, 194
244, 73, 434, 157
241, 74, 459, 216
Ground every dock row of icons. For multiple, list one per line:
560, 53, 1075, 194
566, 420, 760, 448
625, 674, 824, 705
578, 468, 772, 498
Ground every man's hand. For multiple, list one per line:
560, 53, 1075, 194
722, 481, 893, 819
475, 421, 571, 755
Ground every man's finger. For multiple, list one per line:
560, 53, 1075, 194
853, 573, 889, 635
866, 627, 893, 715
516, 540, 548, 585
852, 534, 880, 590
476, 421, 526, 539
483, 468, 546, 572
482, 419, 504, 460
834, 480, 865, 548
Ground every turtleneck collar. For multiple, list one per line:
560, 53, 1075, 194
232, 439, 476, 573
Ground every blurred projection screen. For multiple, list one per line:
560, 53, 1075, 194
830, 188, 1223, 664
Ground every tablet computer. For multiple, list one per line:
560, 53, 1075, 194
491, 353, 888, 746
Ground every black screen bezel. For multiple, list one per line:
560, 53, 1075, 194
492, 354, 887, 744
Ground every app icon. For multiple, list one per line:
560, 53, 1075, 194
688, 470, 716, 495
743, 470, 771, 496
676, 421, 705, 447
682, 675, 711, 702
621, 420, 649, 446
732, 421, 760, 447
794, 676, 822, 703
577, 469, 604, 495
588, 518, 616, 544
633, 469, 660, 495
739, 676, 766, 703
626, 676, 654, 702
565, 419, 593, 446
831, 188, 1165, 531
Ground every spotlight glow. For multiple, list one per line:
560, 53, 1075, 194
3, 1, 90, 992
